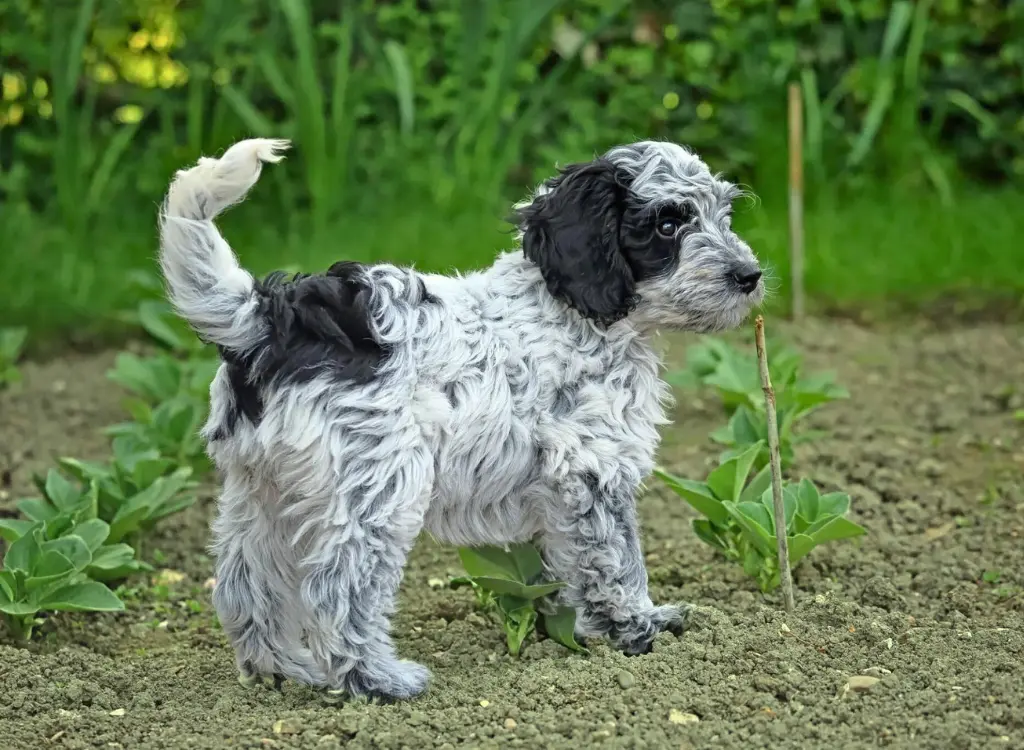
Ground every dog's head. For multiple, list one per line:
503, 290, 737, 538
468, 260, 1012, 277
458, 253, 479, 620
512, 141, 764, 333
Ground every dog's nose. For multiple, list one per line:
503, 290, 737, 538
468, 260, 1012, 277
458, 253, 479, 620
728, 267, 762, 294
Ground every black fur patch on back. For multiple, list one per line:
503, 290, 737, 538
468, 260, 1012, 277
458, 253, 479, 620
214, 261, 389, 437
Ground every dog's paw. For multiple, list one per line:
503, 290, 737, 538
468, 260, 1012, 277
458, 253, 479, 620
330, 658, 431, 703
613, 603, 691, 656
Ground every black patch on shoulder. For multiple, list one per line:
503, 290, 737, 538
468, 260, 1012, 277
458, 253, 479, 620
213, 261, 390, 437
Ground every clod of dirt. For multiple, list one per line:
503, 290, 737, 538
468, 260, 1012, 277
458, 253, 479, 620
615, 670, 636, 689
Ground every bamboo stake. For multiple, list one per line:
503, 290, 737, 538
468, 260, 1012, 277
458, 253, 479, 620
787, 82, 805, 322
754, 315, 795, 612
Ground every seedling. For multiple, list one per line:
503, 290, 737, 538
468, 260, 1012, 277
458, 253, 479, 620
450, 543, 586, 656
116, 271, 204, 356
58, 438, 198, 550
107, 351, 217, 406
675, 338, 848, 470
105, 349, 216, 473
654, 442, 866, 593
105, 396, 211, 474
0, 524, 128, 641
0, 327, 28, 387
0, 468, 154, 583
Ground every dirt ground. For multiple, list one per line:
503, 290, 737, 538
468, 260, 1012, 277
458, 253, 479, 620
1, 318, 1022, 750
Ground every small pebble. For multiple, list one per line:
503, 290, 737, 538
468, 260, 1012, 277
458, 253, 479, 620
845, 675, 881, 692
504, 718, 517, 730
616, 670, 636, 689
479, 699, 490, 707
862, 666, 891, 677
109, 708, 126, 717
272, 719, 300, 735
669, 709, 699, 725
153, 569, 186, 586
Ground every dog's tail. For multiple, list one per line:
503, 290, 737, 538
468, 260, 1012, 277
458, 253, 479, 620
158, 138, 290, 352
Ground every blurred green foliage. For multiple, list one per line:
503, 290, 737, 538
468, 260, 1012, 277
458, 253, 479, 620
1, 0, 1020, 227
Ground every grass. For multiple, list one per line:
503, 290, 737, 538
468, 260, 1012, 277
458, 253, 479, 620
4, 175, 1022, 345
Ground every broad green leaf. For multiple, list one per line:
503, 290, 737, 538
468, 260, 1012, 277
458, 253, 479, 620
726, 503, 775, 557
146, 495, 197, 525
458, 546, 524, 582
706, 442, 763, 503
0, 599, 39, 616
4, 526, 43, 573
106, 504, 151, 544
85, 545, 149, 586
691, 518, 728, 551
58, 457, 113, 484
787, 533, 817, 565
16, 496, 60, 522
25, 550, 77, 591
130, 457, 177, 489
44, 469, 81, 510
471, 576, 564, 600
37, 581, 125, 612
760, 485, 798, 533
72, 519, 110, 552
40, 535, 92, 572
684, 339, 732, 379
0, 570, 15, 599
729, 406, 764, 446
0, 518, 35, 542
739, 462, 773, 505
653, 468, 730, 526
796, 479, 820, 521
817, 491, 852, 519
137, 300, 198, 353
792, 512, 813, 535
86, 544, 150, 582
0, 327, 27, 360
542, 605, 588, 653
506, 543, 545, 583
809, 517, 867, 546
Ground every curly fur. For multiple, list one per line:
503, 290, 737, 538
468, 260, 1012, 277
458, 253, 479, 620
158, 138, 764, 701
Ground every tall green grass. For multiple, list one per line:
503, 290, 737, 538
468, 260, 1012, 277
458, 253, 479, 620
798, 0, 997, 206
4, 174, 1022, 342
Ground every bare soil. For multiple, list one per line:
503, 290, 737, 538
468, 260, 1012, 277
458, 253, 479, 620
1, 319, 1022, 750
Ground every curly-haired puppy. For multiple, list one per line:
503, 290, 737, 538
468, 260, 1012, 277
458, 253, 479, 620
158, 138, 764, 701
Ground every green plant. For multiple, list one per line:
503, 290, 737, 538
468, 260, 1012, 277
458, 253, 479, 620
105, 347, 217, 473
0, 327, 28, 386
48, 0, 147, 236
58, 439, 198, 551
449, 543, 586, 656
675, 338, 848, 470
0, 523, 128, 641
105, 394, 211, 473
219, 0, 415, 235
654, 443, 866, 593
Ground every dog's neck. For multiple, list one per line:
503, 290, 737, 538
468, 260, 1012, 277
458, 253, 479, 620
478, 249, 660, 354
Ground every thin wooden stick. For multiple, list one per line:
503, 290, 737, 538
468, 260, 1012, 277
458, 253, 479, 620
787, 81, 805, 322
754, 315, 795, 612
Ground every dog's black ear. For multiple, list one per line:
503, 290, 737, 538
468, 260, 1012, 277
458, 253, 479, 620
513, 159, 637, 326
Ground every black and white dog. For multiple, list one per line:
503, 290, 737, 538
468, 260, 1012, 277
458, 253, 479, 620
158, 138, 764, 701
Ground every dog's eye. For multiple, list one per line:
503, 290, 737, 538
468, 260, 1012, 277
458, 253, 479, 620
657, 218, 681, 238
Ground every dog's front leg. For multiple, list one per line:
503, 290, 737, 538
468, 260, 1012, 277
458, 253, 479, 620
540, 471, 689, 655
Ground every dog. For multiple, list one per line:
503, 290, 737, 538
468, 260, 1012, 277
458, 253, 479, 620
158, 138, 764, 701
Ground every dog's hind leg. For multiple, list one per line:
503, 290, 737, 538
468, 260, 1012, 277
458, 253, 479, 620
296, 442, 435, 701
210, 471, 326, 688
